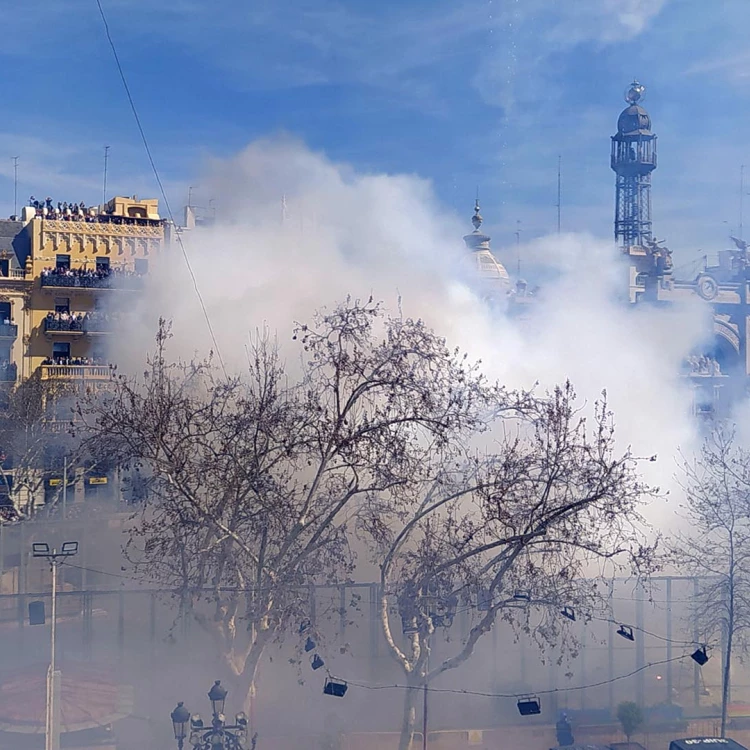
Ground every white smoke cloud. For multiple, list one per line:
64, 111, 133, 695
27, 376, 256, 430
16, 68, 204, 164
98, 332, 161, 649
121, 134, 711, 524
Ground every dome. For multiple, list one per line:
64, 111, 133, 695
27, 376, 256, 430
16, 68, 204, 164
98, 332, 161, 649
461, 201, 510, 292
472, 249, 511, 285
617, 104, 651, 135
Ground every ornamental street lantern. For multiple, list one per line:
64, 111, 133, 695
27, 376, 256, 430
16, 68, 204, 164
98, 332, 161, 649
208, 681, 227, 718
171, 703, 191, 746
172, 682, 249, 750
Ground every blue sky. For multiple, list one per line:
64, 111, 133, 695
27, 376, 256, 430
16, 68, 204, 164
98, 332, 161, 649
0, 0, 749, 259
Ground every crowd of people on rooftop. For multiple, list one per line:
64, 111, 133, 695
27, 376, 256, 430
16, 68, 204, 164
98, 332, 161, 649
20, 197, 160, 226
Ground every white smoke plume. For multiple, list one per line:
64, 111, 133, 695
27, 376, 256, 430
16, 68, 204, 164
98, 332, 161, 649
121, 134, 714, 523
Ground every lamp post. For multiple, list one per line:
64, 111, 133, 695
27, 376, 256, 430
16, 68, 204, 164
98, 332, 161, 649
32, 541, 79, 750
171, 681, 254, 750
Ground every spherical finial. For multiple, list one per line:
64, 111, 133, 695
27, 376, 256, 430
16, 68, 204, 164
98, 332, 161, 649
625, 80, 646, 105
472, 199, 483, 231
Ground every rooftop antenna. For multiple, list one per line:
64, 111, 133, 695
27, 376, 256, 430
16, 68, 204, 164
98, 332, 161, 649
188, 186, 197, 209
103, 146, 110, 206
12, 157, 18, 218
557, 154, 562, 234
515, 219, 522, 276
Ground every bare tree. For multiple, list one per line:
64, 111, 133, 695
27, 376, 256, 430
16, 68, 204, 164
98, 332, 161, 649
0, 375, 80, 518
671, 426, 750, 737
369, 385, 658, 750
78, 298, 508, 718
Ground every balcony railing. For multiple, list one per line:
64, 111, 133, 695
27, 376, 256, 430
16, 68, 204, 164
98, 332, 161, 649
0, 269, 28, 280
0, 364, 17, 382
40, 272, 144, 290
40, 365, 113, 381
44, 318, 84, 334
0, 323, 18, 338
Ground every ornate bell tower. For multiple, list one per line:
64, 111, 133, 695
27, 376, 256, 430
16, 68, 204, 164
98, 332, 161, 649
611, 81, 657, 247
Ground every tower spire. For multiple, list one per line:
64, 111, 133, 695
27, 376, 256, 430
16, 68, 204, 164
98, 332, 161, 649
611, 80, 657, 247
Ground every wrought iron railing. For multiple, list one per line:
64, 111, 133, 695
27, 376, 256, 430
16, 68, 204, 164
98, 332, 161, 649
43, 318, 84, 333
40, 274, 144, 290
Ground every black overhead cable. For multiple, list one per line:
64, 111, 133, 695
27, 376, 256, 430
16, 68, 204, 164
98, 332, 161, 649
93, 0, 227, 378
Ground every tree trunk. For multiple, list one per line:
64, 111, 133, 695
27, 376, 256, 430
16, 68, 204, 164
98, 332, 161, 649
398, 683, 420, 750
721, 624, 733, 737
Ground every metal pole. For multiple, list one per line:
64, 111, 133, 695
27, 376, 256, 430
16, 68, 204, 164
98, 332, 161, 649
103, 146, 110, 206
516, 220, 522, 276
12, 157, 18, 218
741, 165, 745, 240
557, 155, 562, 234
694, 577, 701, 709
666, 578, 673, 703
422, 651, 429, 750
46, 557, 60, 750
62, 457, 67, 520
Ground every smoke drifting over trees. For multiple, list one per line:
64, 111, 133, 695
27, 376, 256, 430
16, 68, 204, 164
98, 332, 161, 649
117, 136, 713, 522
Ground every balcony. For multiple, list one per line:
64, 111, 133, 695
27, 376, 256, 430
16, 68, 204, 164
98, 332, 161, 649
0, 364, 17, 382
0, 323, 18, 339
40, 270, 144, 290
40, 364, 113, 381
44, 318, 84, 335
83, 314, 113, 334
0, 269, 28, 281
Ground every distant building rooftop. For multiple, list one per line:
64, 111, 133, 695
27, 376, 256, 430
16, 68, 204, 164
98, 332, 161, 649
14, 195, 162, 226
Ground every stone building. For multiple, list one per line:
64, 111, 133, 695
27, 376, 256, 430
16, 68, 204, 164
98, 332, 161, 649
0, 195, 165, 512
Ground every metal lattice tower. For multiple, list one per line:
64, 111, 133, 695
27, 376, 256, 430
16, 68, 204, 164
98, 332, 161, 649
611, 81, 657, 247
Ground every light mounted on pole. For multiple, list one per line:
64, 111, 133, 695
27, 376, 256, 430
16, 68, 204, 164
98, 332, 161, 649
32, 540, 79, 750
172, 681, 250, 750
208, 681, 227, 718
171, 703, 191, 744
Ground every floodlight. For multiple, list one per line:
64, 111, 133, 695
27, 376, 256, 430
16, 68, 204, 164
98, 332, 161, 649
617, 625, 635, 641
311, 654, 325, 670
513, 591, 531, 601
560, 606, 576, 621
61, 541, 79, 556
323, 678, 348, 698
32, 542, 50, 557
304, 637, 316, 652
517, 696, 541, 716
691, 646, 709, 666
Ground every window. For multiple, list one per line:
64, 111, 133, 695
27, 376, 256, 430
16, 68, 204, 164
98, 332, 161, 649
0, 260, 9, 277
54, 298, 70, 314
96, 256, 110, 273
134, 258, 149, 275
55, 255, 70, 270
52, 342, 70, 362
0, 303, 11, 323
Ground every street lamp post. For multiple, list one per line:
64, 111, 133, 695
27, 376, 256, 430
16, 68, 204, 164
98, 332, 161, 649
32, 541, 79, 750
171, 681, 254, 750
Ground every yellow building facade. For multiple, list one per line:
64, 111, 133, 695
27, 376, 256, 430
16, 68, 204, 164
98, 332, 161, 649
0, 196, 163, 385
0, 196, 164, 514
